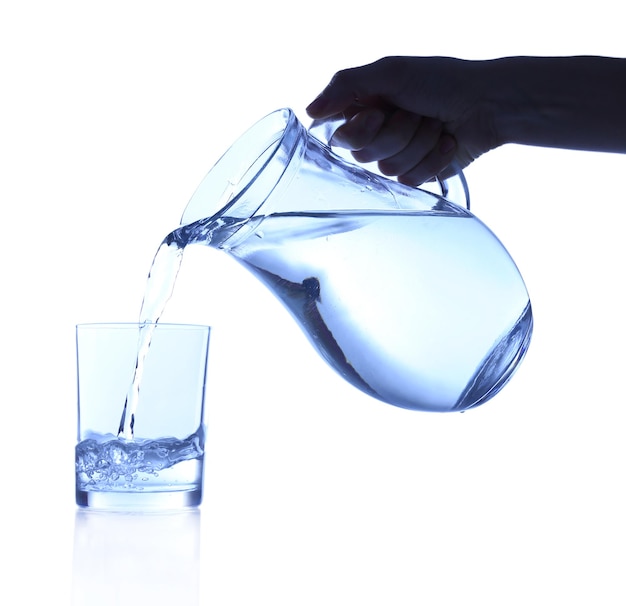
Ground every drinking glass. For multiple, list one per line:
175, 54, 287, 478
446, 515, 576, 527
75, 323, 211, 510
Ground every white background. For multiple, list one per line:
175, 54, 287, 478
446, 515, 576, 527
1, 1, 625, 604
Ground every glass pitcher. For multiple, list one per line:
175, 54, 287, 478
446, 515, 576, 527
176, 108, 533, 412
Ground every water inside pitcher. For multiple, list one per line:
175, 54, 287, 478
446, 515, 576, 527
177, 108, 533, 412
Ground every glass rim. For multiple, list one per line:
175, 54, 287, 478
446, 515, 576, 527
76, 322, 211, 331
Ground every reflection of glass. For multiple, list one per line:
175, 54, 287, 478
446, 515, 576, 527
75, 323, 210, 510
72, 509, 201, 605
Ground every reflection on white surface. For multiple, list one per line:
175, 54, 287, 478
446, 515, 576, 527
72, 509, 200, 605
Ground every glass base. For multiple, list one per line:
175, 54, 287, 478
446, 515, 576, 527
76, 488, 202, 511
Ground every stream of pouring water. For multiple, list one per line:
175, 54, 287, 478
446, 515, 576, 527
115, 216, 242, 439
116, 237, 184, 439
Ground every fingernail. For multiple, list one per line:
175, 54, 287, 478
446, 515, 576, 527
329, 131, 350, 149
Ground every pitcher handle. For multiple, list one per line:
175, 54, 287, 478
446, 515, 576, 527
309, 116, 470, 210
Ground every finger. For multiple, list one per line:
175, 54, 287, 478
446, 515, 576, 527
352, 110, 423, 163
329, 107, 387, 150
396, 134, 458, 186
378, 118, 444, 177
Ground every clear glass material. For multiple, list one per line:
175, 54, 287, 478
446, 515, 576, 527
75, 323, 210, 510
173, 109, 532, 412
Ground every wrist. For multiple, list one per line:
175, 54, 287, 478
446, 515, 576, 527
483, 55, 626, 152
480, 57, 547, 148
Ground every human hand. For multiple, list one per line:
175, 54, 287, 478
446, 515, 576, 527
306, 56, 501, 185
